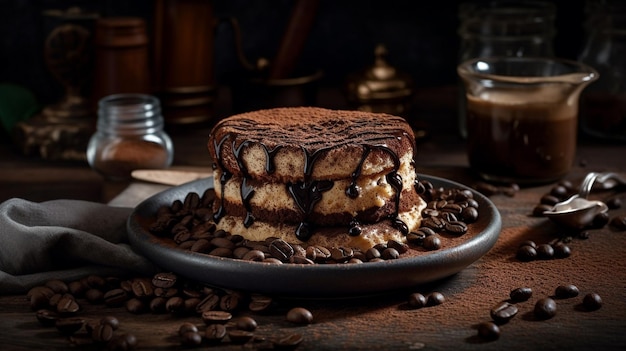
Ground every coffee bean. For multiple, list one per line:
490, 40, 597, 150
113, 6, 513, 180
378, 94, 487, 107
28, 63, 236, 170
48, 293, 63, 308
236, 316, 258, 331
92, 323, 115, 342
104, 289, 128, 307
29, 286, 55, 310
536, 244, 554, 260
534, 297, 557, 320
107, 333, 137, 351
426, 292, 445, 306
550, 185, 568, 198
461, 206, 479, 222
36, 309, 60, 326
387, 239, 409, 254
180, 331, 202, 346
509, 287, 533, 302
196, 293, 220, 313
269, 239, 295, 262
554, 284, 580, 299
130, 278, 153, 298
45, 280, 69, 294
445, 220, 468, 235
592, 212, 610, 228
582, 292, 602, 311
228, 330, 255, 344
606, 197, 622, 209
210, 247, 234, 257
202, 310, 232, 325
249, 295, 273, 313
552, 243, 571, 259
85, 288, 104, 304
243, 249, 265, 262
408, 293, 426, 309
475, 182, 498, 197
490, 301, 518, 324
422, 217, 446, 232
516, 245, 537, 262
178, 322, 198, 336
152, 272, 177, 289
275, 333, 304, 349
286, 307, 313, 324
67, 281, 86, 297
125, 298, 146, 314
101, 316, 120, 330
55, 317, 85, 335
406, 231, 426, 245
610, 215, 626, 230
477, 321, 500, 340
165, 296, 186, 314
220, 293, 241, 311
540, 194, 560, 206
330, 247, 354, 262
149, 297, 167, 313
204, 324, 227, 343
290, 256, 315, 264
56, 294, 80, 314
423, 235, 441, 251
532, 204, 553, 217
382, 247, 400, 260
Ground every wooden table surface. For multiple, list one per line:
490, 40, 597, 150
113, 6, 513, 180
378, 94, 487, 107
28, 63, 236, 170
1, 87, 626, 350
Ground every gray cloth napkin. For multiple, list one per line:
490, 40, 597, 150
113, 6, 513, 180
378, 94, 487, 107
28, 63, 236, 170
0, 198, 158, 294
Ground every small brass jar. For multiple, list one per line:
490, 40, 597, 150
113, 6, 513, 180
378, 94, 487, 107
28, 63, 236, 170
346, 44, 414, 117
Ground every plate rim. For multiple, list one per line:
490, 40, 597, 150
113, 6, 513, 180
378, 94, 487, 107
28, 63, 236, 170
127, 174, 502, 297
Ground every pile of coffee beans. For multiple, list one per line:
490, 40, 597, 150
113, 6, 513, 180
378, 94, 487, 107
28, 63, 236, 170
25, 273, 311, 350
475, 284, 602, 341
148, 180, 481, 264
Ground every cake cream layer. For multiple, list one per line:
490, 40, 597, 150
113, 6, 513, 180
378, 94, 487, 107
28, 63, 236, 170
213, 151, 419, 224
214, 199, 426, 252
207, 107, 416, 183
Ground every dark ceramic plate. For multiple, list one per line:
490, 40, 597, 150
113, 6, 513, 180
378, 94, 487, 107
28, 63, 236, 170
127, 175, 501, 297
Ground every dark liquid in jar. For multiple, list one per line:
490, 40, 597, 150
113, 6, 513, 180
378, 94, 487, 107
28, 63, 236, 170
466, 95, 577, 183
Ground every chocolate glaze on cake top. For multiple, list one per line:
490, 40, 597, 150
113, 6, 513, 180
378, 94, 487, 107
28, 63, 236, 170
208, 107, 415, 180
208, 107, 417, 242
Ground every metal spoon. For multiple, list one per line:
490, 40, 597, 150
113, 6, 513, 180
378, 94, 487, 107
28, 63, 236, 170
543, 172, 625, 229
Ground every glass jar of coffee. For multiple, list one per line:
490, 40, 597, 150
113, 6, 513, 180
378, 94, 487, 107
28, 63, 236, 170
87, 94, 174, 180
457, 1, 556, 138
458, 57, 598, 184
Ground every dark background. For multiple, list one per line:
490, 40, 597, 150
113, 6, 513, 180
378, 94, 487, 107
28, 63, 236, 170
0, 0, 586, 110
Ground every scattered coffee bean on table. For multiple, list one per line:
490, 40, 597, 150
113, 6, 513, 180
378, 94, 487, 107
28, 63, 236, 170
554, 284, 580, 299
582, 293, 603, 311
426, 292, 445, 307
534, 298, 557, 320
490, 301, 518, 325
509, 287, 533, 302
408, 292, 427, 309
477, 321, 501, 340
286, 307, 314, 325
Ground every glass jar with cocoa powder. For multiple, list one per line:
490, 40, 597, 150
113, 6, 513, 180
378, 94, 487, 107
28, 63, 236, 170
87, 94, 173, 180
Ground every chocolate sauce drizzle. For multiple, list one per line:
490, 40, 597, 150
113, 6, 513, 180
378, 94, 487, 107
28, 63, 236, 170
287, 146, 334, 241
210, 113, 413, 241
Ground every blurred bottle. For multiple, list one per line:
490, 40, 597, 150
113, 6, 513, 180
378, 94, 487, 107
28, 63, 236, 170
457, 1, 556, 138
578, 0, 626, 142
92, 17, 152, 107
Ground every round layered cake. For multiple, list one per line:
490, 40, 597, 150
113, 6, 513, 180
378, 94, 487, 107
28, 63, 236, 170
207, 107, 426, 251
